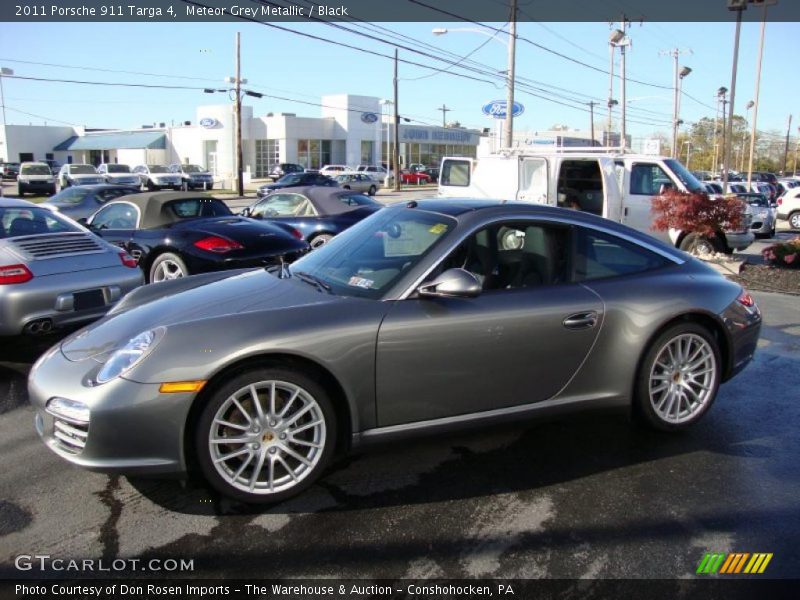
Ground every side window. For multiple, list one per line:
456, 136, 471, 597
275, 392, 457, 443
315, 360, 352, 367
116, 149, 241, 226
440, 159, 470, 186
573, 228, 670, 281
518, 158, 548, 202
630, 163, 673, 196
91, 204, 138, 230
434, 221, 570, 291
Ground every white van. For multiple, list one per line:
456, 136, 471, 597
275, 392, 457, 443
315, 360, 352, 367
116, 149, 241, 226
438, 147, 753, 253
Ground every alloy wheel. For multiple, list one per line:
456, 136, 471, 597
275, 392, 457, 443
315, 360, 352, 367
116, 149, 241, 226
208, 380, 327, 494
648, 333, 717, 424
152, 259, 185, 281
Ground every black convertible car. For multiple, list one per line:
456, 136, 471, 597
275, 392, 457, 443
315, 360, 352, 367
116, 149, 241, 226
256, 172, 338, 198
240, 186, 382, 248
84, 192, 309, 282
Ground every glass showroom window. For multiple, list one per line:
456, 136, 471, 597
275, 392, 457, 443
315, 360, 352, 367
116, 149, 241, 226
360, 141, 374, 164
255, 139, 280, 178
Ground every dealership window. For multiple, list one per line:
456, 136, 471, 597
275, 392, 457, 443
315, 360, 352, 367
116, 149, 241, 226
255, 139, 280, 178
360, 141, 374, 164
297, 139, 333, 169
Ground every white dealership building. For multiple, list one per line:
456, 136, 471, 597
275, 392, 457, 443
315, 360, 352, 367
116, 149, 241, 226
0, 94, 480, 185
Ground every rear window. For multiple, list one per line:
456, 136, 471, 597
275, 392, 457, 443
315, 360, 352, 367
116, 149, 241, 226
1, 207, 79, 238
165, 198, 232, 219
70, 165, 96, 174
106, 164, 131, 173
440, 159, 471, 186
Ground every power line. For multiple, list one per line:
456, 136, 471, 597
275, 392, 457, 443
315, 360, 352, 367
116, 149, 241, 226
3, 106, 80, 126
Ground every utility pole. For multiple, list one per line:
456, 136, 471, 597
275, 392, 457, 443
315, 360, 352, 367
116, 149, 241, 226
747, 3, 769, 187
663, 48, 691, 158
722, 4, 744, 194
619, 17, 627, 151
607, 42, 615, 145
588, 101, 596, 145
437, 104, 451, 128
783, 114, 793, 174
720, 89, 729, 178
504, 0, 517, 148
234, 32, 243, 197
393, 48, 400, 192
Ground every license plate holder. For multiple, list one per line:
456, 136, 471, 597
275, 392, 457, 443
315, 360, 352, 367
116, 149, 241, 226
73, 289, 105, 311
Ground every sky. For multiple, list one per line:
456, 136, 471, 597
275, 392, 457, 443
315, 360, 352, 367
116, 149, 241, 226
0, 17, 798, 143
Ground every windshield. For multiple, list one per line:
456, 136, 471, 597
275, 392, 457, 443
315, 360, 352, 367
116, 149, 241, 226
106, 164, 130, 173
288, 207, 456, 299
743, 195, 769, 207
664, 159, 704, 193
279, 173, 304, 184
52, 187, 90, 204
148, 165, 169, 173
21, 165, 51, 175
70, 165, 97, 174
1, 206, 81, 238
184, 164, 204, 173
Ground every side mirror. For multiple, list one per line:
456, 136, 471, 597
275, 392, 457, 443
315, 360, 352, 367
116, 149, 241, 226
77, 217, 89, 226
240, 207, 251, 217
417, 268, 482, 299
658, 183, 674, 195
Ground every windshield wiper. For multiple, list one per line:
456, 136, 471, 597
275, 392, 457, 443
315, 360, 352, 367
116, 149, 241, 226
294, 270, 333, 294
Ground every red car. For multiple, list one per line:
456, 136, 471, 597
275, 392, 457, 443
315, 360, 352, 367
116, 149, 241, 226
400, 170, 432, 184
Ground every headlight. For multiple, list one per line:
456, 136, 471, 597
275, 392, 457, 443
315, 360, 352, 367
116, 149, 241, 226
96, 327, 165, 384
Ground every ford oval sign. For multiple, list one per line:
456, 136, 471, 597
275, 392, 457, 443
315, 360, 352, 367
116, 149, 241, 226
481, 100, 525, 119
199, 117, 219, 129
360, 112, 379, 124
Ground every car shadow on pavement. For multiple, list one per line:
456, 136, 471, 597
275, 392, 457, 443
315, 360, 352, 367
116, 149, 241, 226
126, 406, 780, 517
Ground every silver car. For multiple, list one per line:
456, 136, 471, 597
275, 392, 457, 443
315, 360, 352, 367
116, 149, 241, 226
97, 163, 140, 187
334, 172, 380, 196
132, 165, 182, 190
168, 164, 214, 190
1, 198, 143, 336
28, 200, 761, 503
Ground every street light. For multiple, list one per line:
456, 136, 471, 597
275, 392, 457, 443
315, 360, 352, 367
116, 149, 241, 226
432, 10, 517, 148
379, 99, 393, 186
739, 100, 755, 171
672, 64, 692, 158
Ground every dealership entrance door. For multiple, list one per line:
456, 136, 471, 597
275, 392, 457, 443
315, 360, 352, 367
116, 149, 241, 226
203, 141, 218, 175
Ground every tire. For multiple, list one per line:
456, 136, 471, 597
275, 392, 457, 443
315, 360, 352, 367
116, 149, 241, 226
789, 212, 800, 230
368, 185, 377, 196
48, 185, 56, 196
17, 184, 26, 196
195, 367, 336, 504
309, 233, 333, 249
146, 180, 156, 191
149, 252, 189, 283
343, 185, 351, 190
679, 233, 721, 256
634, 322, 721, 432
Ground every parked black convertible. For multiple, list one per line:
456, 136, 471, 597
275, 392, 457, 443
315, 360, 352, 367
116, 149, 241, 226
241, 186, 382, 248
84, 192, 309, 282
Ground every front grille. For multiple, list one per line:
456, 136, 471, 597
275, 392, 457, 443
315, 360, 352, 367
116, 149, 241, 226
12, 232, 105, 259
53, 419, 89, 453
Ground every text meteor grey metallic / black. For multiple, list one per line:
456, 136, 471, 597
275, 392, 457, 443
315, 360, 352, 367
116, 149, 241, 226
29, 200, 762, 503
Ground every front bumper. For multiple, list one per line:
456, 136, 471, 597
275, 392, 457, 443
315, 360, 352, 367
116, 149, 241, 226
0, 267, 142, 336
19, 179, 56, 189
29, 346, 196, 476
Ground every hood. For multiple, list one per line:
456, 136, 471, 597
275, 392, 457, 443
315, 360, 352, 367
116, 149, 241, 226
60, 270, 339, 362
105, 174, 139, 182
70, 173, 103, 182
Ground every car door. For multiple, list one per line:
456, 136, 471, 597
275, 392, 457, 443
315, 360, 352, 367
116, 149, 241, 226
87, 202, 139, 254
375, 219, 604, 427
623, 162, 676, 239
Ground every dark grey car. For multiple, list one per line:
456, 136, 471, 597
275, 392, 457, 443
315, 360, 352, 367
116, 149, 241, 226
40, 184, 140, 220
28, 200, 761, 503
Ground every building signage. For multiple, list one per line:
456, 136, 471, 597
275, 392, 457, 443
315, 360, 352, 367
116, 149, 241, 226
360, 112, 378, 124
481, 100, 525, 119
199, 118, 219, 129
399, 127, 478, 144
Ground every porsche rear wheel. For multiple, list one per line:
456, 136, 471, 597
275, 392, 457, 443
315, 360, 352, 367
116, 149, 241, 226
634, 323, 721, 431
150, 252, 189, 282
196, 368, 336, 504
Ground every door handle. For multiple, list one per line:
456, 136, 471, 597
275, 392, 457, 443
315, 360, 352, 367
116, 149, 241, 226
563, 311, 598, 330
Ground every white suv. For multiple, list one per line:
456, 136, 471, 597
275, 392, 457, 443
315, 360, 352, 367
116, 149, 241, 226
776, 188, 800, 229
17, 162, 57, 196
319, 165, 349, 177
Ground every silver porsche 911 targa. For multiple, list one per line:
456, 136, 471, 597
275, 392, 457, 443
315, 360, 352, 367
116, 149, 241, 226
29, 199, 762, 503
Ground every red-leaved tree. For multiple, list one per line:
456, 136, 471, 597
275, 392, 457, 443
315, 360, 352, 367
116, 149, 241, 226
651, 189, 744, 253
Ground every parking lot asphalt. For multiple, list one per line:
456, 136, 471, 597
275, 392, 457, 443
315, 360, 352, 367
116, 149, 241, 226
0, 290, 798, 580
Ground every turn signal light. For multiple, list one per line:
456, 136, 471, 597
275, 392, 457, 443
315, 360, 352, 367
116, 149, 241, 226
194, 236, 244, 253
118, 252, 138, 268
0, 264, 33, 285
159, 380, 207, 394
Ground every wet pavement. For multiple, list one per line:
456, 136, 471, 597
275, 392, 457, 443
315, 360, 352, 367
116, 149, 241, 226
0, 291, 798, 580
